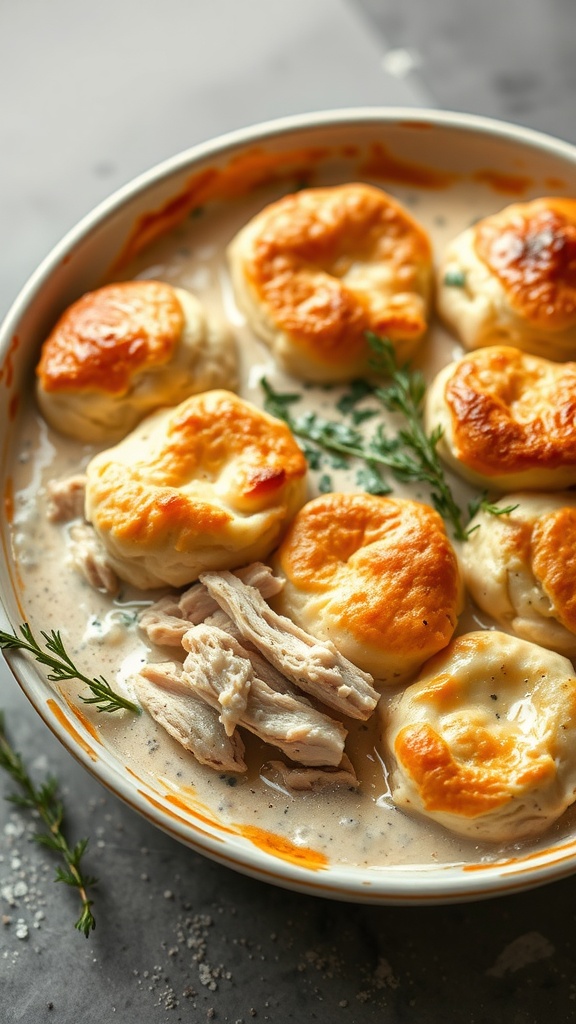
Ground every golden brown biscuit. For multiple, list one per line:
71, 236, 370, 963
384, 631, 576, 842
84, 390, 308, 589
425, 345, 576, 490
36, 280, 238, 442
227, 183, 433, 382
437, 197, 576, 359
271, 492, 462, 682
463, 492, 576, 654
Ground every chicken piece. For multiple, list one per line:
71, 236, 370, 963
199, 571, 379, 720
139, 597, 189, 648
182, 624, 347, 766
46, 474, 87, 522
178, 561, 284, 623
263, 755, 358, 791
138, 562, 285, 648
68, 522, 118, 594
135, 661, 246, 772
204, 609, 302, 698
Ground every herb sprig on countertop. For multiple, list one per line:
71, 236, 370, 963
261, 333, 470, 540
0, 710, 97, 936
0, 623, 140, 714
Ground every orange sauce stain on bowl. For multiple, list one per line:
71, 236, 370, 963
472, 169, 533, 195
9, 394, 19, 421
139, 789, 225, 842
545, 176, 569, 191
111, 167, 218, 272
124, 772, 232, 833
0, 546, 25, 611
358, 142, 458, 189
165, 792, 236, 834
238, 824, 328, 870
397, 120, 436, 131
46, 698, 98, 761
62, 694, 102, 744
463, 834, 576, 872
4, 477, 14, 524
110, 145, 328, 273
0, 334, 20, 389
340, 144, 359, 158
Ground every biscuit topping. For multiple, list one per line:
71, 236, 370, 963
445, 346, 576, 474
475, 198, 576, 328
37, 280, 184, 394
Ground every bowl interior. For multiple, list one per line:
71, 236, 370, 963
3, 108, 576, 903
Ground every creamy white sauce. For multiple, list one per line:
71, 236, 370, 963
10, 170, 576, 870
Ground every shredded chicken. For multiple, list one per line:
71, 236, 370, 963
136, 563, 377, 780
263, 755, 358, 792
178, 562, 284, 623
182, 625, 347, 766
204, 609, 302, 698
68, 522, 118, 594
135, 661, 246, 772
46, 474, 87, 523
139, 562, 285, 648
199, 571, 379, 720
139, 597, 189, 649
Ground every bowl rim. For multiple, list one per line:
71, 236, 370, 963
4, 105, 576, 904
4, 103, 576, 332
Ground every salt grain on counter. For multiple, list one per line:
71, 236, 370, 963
486, 931, 555, 977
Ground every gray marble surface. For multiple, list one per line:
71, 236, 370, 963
2, 2, 576, 1021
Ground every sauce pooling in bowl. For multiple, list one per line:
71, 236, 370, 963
10, 171, 576, 873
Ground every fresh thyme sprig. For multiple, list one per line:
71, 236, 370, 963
261, 378, 392, 495
0, 710, 97, 936
365, 332, 470, 540
261, 334, 470, 539
0, 623, 140, 714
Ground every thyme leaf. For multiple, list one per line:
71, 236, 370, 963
443, 269, 467, 287
0, 711, 97, 936
0, 623, 140, 714
262, 334, 472, 540
366, 333, 470, 540
468, 493, 520, 521
485, 501, 520, 517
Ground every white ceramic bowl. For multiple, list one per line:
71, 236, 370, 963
4, 108, 576, 904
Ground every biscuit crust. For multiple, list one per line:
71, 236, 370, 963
426, 345, 576, 490
37, 280, 183, 393
462, 492, 576, 654
85, 390, 307, 589
475, 197, 576, 330
272, 492, 462, 682
437, 198, 576, 359
385, 631, 576, 841
228, 183, 432, 381
36, 280, 238, 442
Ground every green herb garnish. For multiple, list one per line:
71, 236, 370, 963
336, 379, 375, 416
354, 464, 391, 496
318, 473, 334, 494
365, 333, 471, 539
0, 711, 97, 936
0, 623, 140, 714
443, 269, 466, 287
468, 494, 520, 521
262, 334, 471, 540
